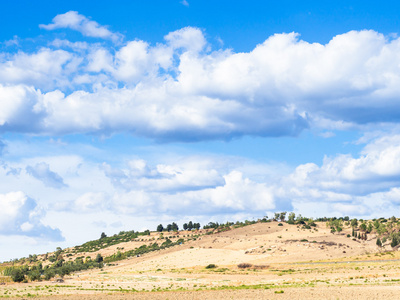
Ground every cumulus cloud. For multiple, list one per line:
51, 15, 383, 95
40, 11, 122, 43
38, 133, 400, 219
104, 170, 275, 216
74, 192, 109, 212
0, 191, 63, 240
272, 134, 400, 217
0, 85, 45, 133
102, 158, 225, 193
97, 157, 276, 216
3, 24, 400, 140
26, 162, 68, 189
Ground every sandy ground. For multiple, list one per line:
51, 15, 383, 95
2, 222, 400, 299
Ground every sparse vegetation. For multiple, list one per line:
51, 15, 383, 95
205, 264, 217, 269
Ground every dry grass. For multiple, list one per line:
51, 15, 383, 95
2, 221, 400, 299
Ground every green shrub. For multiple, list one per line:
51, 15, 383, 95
205, 264, 217, 269
11, 269, 25, 282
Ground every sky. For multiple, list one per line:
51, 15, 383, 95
1, 0, 400, 260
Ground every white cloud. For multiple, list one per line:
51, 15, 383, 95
0, 191, 63, 240
0, 49, 78, 90
165, 27, 206, 53
1, 28, 400, 140
0, 84, 44, 132
26, 162, 68, 189
40, 11, 122, 43
273, 134, 400, 217
74, 192, 109, 212
102, 158, 225, 193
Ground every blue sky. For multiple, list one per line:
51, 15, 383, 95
1, 0, 400, 260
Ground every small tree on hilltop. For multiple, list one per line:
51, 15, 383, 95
287, 212, 295, 224
100, 232, 107, 239
172, 222, 179, 231
188, 221, 193, 231
351, 219, 358, 228
157, 224, 164, 232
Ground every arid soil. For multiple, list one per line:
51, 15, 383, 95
2, 222, 400, 299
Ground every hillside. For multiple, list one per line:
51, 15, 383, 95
2, 218, 400, 299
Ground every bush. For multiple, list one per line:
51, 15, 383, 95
28, 270, 41, 281
391, 235, 399, 248
278, 223, 283, 226
11, 268, 25, 282
205, 264, 217, 269
44, 269, 55, 280
238, 263, 253, 269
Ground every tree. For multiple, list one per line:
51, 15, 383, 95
376, 237, 382, 247
44, 269, 55, 280
157, 224, 164, 232
360, 223, 367, 231
28, 269, 41, 281
171, 222, 179, 231
100, 232, 107, 239
194, 223, 201, 230
188, 221, 193, 231
287, 212, 295, 224
279, 212, 287, 222
351, 219, 358, 228
367, 223, 373, 233
274, 213, 280, 221
95, 253, 103, 263
183, 223, 188, 230
391, 235, 399, 248
328, 219, 342, 234
11, 268, 25, 282
166, 224, 172, 232
374, 220, 380, 229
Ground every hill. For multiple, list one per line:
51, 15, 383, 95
2, 217, 400, 299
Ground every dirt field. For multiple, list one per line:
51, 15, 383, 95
2, 222, 400, 299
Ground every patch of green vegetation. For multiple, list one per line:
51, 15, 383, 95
205, 264, 217, 269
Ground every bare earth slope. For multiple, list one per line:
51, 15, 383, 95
3, 221, 400, 299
